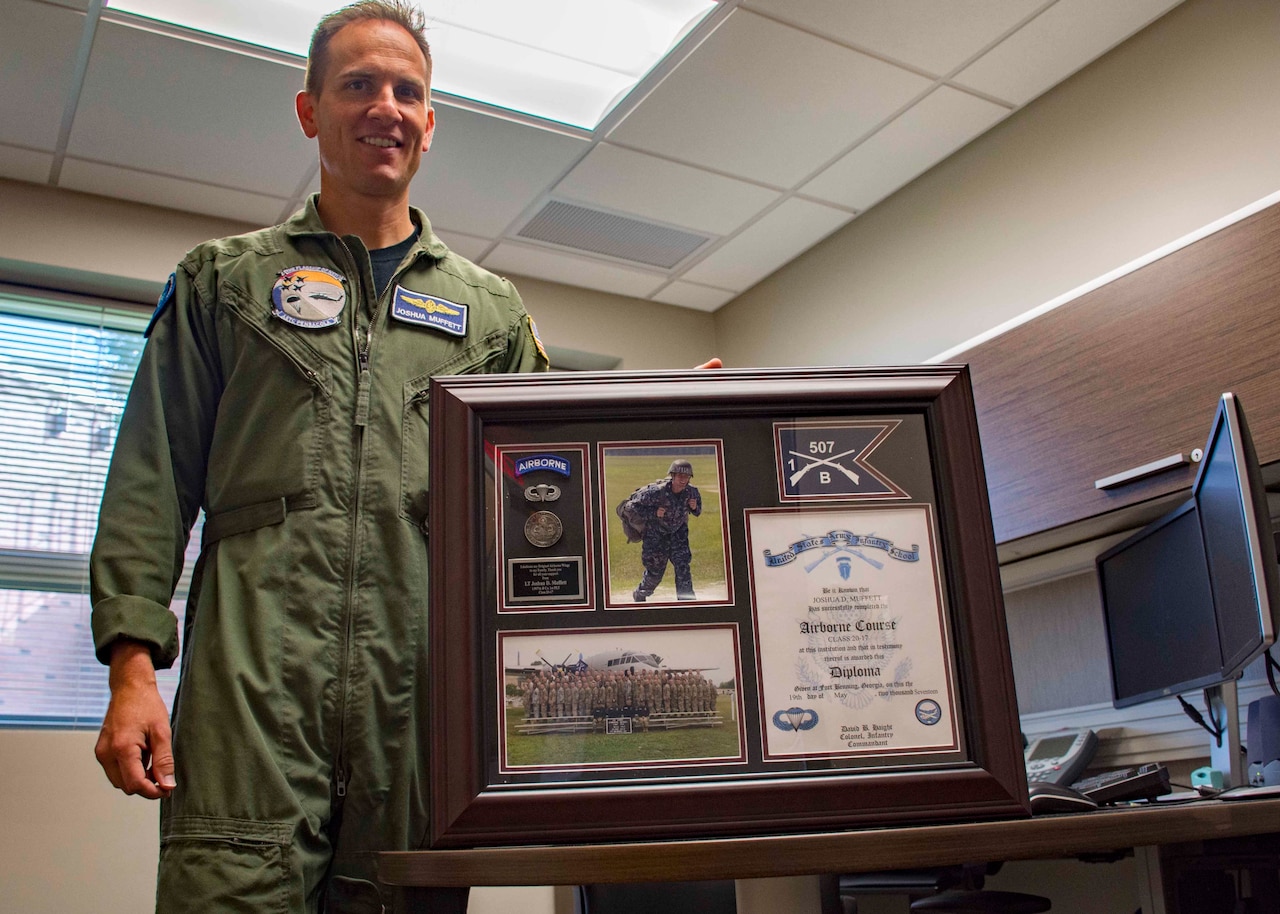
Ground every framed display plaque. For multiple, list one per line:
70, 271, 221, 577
428, 366, 1028, 849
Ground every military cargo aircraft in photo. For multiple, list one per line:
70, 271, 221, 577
505, 647, 716, 676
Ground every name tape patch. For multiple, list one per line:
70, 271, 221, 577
391, 286, 468, 336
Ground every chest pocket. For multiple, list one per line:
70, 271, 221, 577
400, 332, 507, 527
205, 284, 334, 522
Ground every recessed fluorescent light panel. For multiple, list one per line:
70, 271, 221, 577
107, 0, 718, 129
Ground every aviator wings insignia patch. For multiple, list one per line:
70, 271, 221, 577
390, 286, 468, 337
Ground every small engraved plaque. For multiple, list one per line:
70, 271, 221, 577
507, 557, 585, 603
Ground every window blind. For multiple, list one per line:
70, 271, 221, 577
0, 290, 195, 728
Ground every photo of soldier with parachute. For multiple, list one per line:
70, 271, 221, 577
602, 442, 730, 606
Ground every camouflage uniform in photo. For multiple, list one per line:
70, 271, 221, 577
617, 465, 702, 600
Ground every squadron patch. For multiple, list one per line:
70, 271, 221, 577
390, 286, 468, 336
272, 266, 346, 328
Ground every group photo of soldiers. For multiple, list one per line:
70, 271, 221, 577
499, 628, 744, 769
518, 667, 722, 733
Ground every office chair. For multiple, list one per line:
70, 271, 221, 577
834, 864, 1050, 913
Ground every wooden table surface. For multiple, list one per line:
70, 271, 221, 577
379, 796, 1280, 889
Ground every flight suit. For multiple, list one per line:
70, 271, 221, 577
90, 197, 548, 912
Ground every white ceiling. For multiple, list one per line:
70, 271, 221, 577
3, 0, 1184, 311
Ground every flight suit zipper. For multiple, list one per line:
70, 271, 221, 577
355, 325, 371, 428
332, 234, 373, 802
330, 235, 422, 802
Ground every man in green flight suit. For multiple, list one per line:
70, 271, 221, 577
89, 2, 548, 911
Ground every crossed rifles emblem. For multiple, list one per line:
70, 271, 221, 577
787, 446, 862, 488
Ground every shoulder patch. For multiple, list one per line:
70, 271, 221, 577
145, 273, 176, 338
527, 315, 548, 362
390, 285, 468, 336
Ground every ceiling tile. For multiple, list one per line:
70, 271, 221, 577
802, 87, 1010, 210
954, 0, 1185, 105
69, 20, 315, 196
0, 1, 84, 151
554, 144, 779, 236
0, 144, 55, 185
411, 103, 589, 238
651, 281, 737, 312
430, 227, 492, 263
59, 159, 289, 225
608, 9, 933, 188
682, 198, 853, 292
483, 242, 666, 299
742, 0, 1043, 75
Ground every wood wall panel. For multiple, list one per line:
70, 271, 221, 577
963, 202, 1280, 545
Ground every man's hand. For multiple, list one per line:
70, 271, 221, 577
95, 640, 175, 799
695, 358, 723, 370
688, 498, 698, 510
656, 507, 667, 518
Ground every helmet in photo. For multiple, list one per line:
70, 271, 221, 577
667, 459, 694, 477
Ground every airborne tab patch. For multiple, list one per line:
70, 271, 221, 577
390, 286, 468, 337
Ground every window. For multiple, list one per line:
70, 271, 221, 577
0, 289, 194, 728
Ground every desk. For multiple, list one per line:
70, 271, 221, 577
379, 797, 1280, 912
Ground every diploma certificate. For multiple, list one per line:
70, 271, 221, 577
747, 505, 959, 760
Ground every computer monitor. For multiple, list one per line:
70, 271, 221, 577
1192, 392, 1280, 679
1097, 498, 1223, 709
1096, 393, 1278, 786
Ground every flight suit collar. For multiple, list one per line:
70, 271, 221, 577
282, 193, 451, 262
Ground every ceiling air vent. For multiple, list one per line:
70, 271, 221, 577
517, 200, 711, 269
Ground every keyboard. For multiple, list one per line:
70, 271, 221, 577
1071, 763, 1171, 804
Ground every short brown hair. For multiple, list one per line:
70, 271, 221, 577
305, 1, 432, 96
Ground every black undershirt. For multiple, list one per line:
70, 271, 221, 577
369, 230, 418, 298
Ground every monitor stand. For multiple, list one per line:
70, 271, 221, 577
1207, 680, 1244, 787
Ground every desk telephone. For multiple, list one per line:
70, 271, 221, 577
1024, 729, 1098, 786
1026, 730, 1174, 806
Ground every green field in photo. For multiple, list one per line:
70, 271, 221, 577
604, 453, 726, 597
504, 694, 740, 767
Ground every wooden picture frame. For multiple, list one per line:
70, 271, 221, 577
427, 365, 1028, 849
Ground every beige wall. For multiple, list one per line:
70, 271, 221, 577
0, 178, 716, 370
514, 275, 716, 371
0, 729, 558, 914
0, 730, 159, 913
0, 178, 256, 295
715, 0, 1280, 369
4, 0, 1280, 910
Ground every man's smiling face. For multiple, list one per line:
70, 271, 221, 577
296, 18, 435, 204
